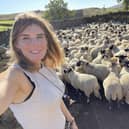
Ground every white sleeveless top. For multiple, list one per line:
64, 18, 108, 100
9, 64, 66, 129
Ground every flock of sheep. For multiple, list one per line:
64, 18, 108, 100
55, 22, 129, 108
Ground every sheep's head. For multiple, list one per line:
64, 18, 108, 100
123, 60, 129, 68
115, 55, 127, 59
100, 49, 106, 54
102, 54, 109, 59
124, 48, 129, 52
76, 60, 89, 67
109, 44, 114, 50
80, 46, 88, 52
117, 56, 129, 67
110, 57, 118, 65
63, 67, 73, 74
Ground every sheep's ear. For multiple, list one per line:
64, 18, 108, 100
85, 62, 89, 65
124, 48, 129, 52
63, 69, 67, 73
109, 44, 114, 50
76, 61, 81, 66
70, 67, 73, 72
120, 55, 127, 58
84, 60, 89, 65
81, 47, 84, 51
67, 67, 73, 73
100, 49, 105, 54
85, 46, 88, 50
126, 61, 129, 67
116, 55, 127, 59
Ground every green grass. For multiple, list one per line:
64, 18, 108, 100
0, 20, 13, 32
0, 20, 14, 24
0, 26, 11, 32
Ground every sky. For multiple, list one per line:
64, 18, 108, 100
0, 0, 119, 14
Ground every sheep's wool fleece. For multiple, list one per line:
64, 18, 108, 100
9, 64, 65, 129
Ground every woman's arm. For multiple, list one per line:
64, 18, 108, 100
0, 69, 20, 115
60, 99, 78, 129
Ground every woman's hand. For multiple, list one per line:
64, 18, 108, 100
70, 120, 78, 129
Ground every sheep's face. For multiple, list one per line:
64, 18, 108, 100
63, 69, 68, 74
100, 49, 106, 54
117, 55, 128, 66
63, 67, 73, 74
124, 48, 129, 52
76, 60, 85, 66
76, 60, 82, 66
80, 47, 88, 52
124, 61, 129, 68
109, 44, 114, 50
67, 67, 73, 73
102, 54, 108, 59
110, 57, 118, 64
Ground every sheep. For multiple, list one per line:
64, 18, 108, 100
103, 72, 123, 102
61, 64, 71, 84
101, 55, 112, 67
103, 61, 123, 109
76, 60, 110, 82
63, 67, 101, 103
120, 61, 129, 104
92, 49, 105, 64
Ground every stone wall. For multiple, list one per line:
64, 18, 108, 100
0, 30, 10, 47
51, 11, 129, 29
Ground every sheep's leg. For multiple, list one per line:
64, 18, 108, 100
94, 89, 101, 100
87, 96, 90, 103
108, 100, 113, 110
120, 99, 125, 105
83, 90, 90, 103
117, 100, 120, 109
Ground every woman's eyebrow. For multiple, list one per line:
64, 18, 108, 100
37, 33, 46, 36
19, 34, 29, 37
19, 33, 45, 37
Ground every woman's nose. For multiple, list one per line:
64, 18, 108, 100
30, 38, 37, 44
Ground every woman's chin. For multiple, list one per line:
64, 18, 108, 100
28, 58, 42, 65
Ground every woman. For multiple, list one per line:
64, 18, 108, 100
0, 12, 78, 129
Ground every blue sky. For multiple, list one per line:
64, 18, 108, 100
0, 0, 118, 14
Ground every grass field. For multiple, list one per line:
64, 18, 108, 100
0, 20, 14, 25
0, 26, 12, 32
0, 20, 13, 32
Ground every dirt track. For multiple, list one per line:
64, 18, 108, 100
66, 83, 129, 129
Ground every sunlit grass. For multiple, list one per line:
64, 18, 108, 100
0, 20, 14, 25
0, 26, 11, 32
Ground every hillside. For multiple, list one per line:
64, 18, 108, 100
0, 4, 123, 21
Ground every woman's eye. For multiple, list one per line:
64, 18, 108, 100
37, 36, 43, 39
23, 37, 30, 40
37, 35, 46, 39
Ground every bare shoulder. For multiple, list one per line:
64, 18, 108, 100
8, 67, 24, 80
0, 66, 26, 89
0, 67, 26, 109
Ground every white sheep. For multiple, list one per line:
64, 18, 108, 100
103, 60, 123, 109
64, 67, 101, 103
76, 60, 110, 82
120, 61, 129, 104
103, 72, 123, 102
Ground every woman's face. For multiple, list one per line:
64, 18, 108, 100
16, 24, 48, 65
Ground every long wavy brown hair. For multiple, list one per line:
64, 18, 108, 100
9, 12, 65, 72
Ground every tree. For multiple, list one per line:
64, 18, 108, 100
117, 0, 129, 11
44, 0, 75, 20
